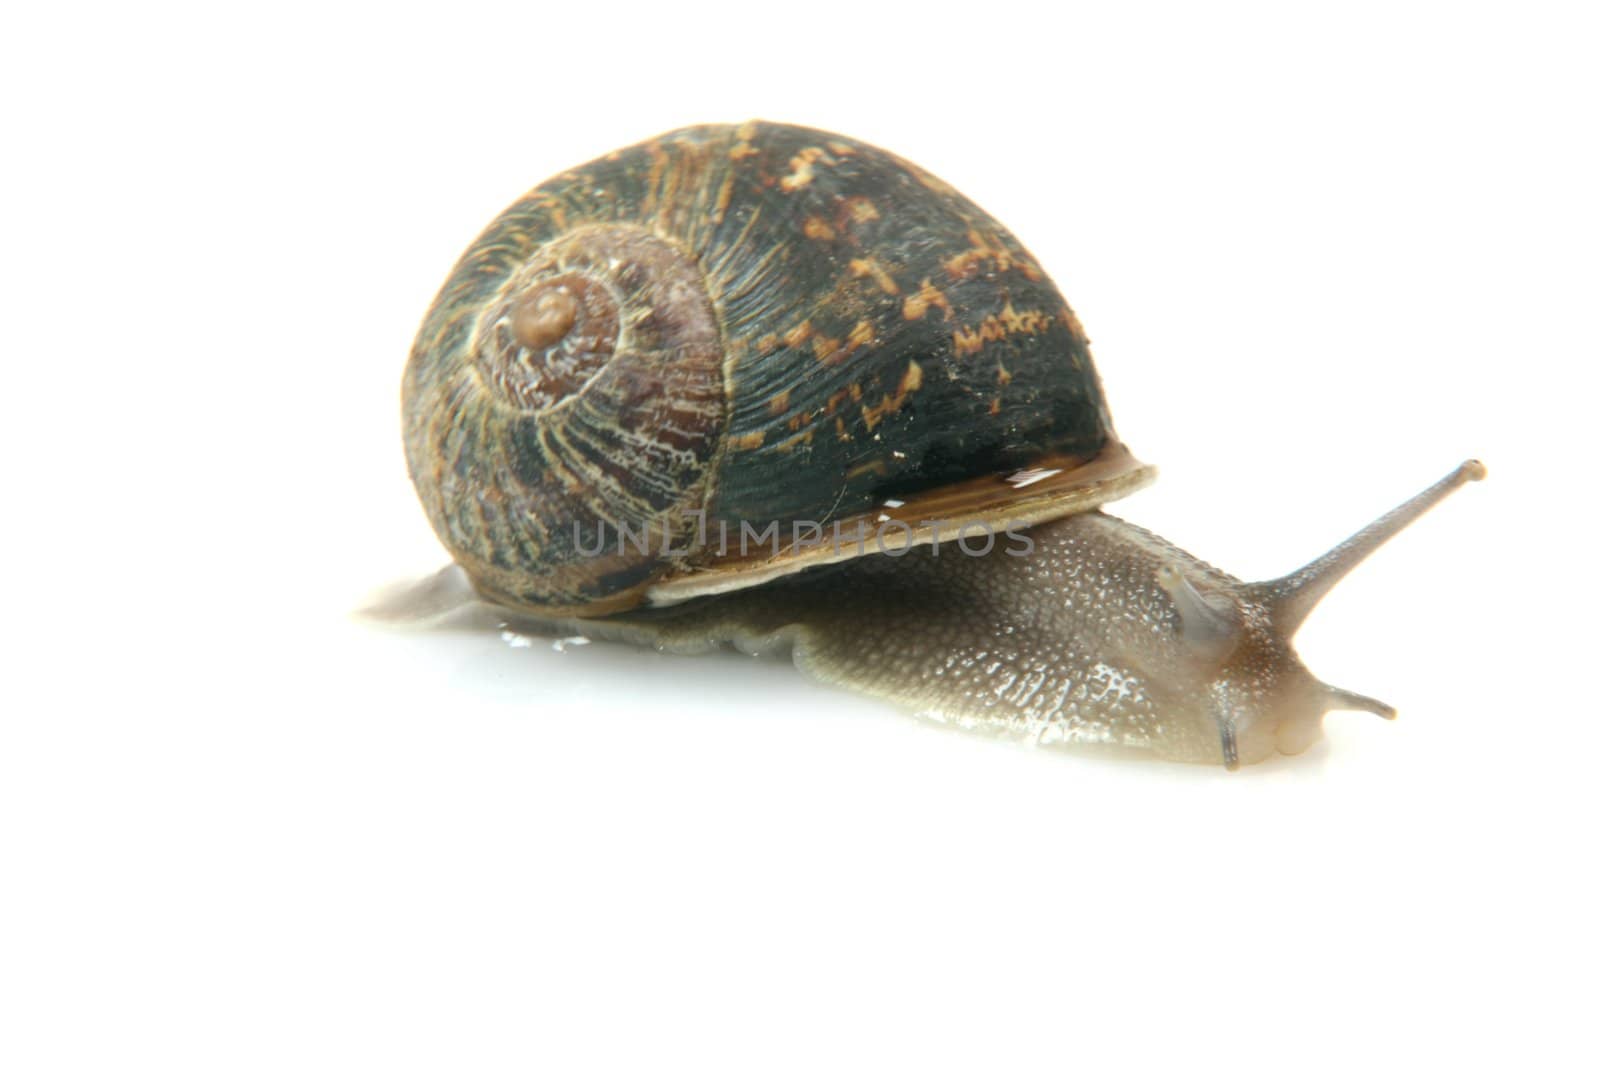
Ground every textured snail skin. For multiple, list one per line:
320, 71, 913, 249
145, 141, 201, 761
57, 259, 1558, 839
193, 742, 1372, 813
572, 516, 1295, 766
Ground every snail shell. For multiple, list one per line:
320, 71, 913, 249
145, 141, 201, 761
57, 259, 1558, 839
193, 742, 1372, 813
392, 121, 1486, 767
403, 121, 1149, 616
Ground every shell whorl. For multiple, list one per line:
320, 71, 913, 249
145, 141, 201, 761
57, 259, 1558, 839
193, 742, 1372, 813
404, 122, 1134, 616
405, 223, 725, 613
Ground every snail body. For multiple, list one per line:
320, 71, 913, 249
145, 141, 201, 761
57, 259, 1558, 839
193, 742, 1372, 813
395, 121, 1483, 768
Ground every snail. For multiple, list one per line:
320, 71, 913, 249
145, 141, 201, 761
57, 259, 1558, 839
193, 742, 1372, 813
393, 120, 1483, 769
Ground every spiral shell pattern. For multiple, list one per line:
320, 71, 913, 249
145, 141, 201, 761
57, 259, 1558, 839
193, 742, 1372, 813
404, 122, 1134, 615
405, 225, 723, 612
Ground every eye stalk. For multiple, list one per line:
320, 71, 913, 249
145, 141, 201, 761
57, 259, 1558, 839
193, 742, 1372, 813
1252, 459, 1488, 638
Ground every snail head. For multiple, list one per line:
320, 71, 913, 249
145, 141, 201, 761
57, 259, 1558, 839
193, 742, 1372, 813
1142, 461, 1486, 768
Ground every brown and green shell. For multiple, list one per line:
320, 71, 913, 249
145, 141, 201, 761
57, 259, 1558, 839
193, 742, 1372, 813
403, 121, 1151, 616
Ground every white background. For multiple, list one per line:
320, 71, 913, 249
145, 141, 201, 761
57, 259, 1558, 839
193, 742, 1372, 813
3, 2, 1596, 1064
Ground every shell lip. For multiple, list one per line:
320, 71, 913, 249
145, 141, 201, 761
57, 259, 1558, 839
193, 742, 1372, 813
645, 440, 1155, 606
